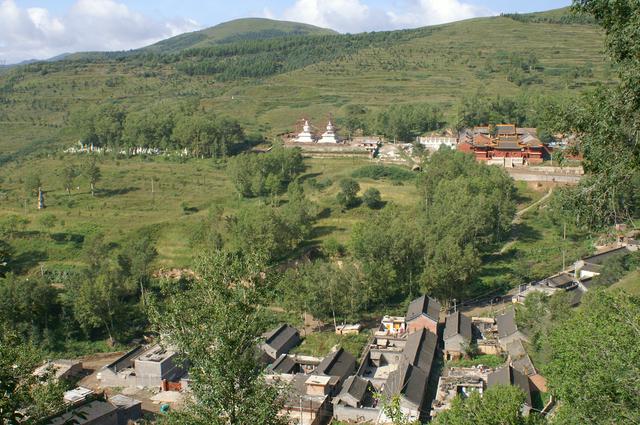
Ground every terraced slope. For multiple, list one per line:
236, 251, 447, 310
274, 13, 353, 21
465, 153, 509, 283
0, 10, 607, 158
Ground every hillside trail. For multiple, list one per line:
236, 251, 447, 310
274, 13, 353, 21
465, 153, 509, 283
498, 188, 553, 255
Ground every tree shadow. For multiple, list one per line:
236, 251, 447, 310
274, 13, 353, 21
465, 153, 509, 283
511, 222, 543, 243
298, 172, 323, 183
12, 250, 48, 274
310, 225, 342, 239
50, 233, 85, 244
97, 187, 139, 197
317, 207, 332, 220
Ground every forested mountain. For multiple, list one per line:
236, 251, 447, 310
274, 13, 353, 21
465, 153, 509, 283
0, 8, 606, 159
140, 18, 338, 53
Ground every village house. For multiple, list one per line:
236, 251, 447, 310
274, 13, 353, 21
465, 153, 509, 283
495, 309, 527, 350
332, 376, 379, 423
417, 130, 458, 151
430, 366, 492, 418
487, 365, 534, 414
443, 311, 473, 360
405, 295, 441, 335
458, 125, 548, 167
261, 324, 302, 361
266, 372, 334, 425
312, 347, 357, 390
97, 344, 187, 390
574, 246, 629, 282
345, 328, 437, 423
267, 353, 322, 375
46, 393, 142, 425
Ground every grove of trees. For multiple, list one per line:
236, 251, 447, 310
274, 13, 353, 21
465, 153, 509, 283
72, 101, 246, 158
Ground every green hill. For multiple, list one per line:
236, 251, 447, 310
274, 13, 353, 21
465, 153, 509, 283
0, 9, 606, 158
141, 18, 338, 54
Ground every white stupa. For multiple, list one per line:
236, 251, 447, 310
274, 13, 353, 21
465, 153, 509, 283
318, 120, 340, 144
294, 120, 315, 143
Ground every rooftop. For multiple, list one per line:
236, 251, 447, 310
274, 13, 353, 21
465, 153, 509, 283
406, 295, 441, 323
263, 324, 300, 352
496, 309, 518, 339
444, 311, 473, 341
313, 347, 356, 379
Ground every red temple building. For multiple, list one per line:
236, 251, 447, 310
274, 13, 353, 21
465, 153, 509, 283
458, 124, 549, 167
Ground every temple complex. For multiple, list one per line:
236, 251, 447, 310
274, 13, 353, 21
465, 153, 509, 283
317, 120, 340, 144
458, 124, 548, 166
294, 120, 315, 143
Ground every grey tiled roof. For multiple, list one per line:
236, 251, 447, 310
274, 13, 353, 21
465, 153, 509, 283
406, 295, 441, 323
384, 360, 429, 406
403, 328, 437, 373
263, 324, 299, 353
313, 348, 356, 380
444, 311, 473, 341
496, 309, 518, 339
487, 366, 532, 407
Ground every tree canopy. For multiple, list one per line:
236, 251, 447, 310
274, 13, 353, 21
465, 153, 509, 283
545, 290, 640, 424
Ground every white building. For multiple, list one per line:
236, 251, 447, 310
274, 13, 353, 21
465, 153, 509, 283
295, 120, 316, 143
417, 136, 458, 151
318, 120, 340, 144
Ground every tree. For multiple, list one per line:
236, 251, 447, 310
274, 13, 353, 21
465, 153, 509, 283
61, 164, 78, 196
337, 178, 360, 209
547, 1, 640, 228
83, 158, 101, 196
0, 240, 12, 276
38, 213, 57, 231
432, 385, 538, 425
362, 187, 382, 209
150, 250, 286, 425
0, 331, 65, 424
66, 268, 132, 345
118, 231, 158, 302
24, 172, 41, 197
545, 290, 640, 424
0, 276, 60, 341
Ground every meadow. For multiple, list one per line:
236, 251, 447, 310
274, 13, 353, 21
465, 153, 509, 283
0, 152, 592, 299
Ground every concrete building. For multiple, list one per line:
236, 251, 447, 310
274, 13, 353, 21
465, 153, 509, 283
261, 324, 301, 361
34, 360, 83, 382
417, 136, 458, 151
97, 344, 186, 389
405, 295, 441, 335
443, 311, 473, 360
134, 345, 186, 388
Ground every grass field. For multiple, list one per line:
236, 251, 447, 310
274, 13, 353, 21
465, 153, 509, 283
1, 153, 595, 304
609, 270, 640, 295
291, 330, 371, 358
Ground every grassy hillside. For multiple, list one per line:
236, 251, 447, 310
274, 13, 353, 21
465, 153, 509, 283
141, 18, 337, 53
0, 11, 607, 159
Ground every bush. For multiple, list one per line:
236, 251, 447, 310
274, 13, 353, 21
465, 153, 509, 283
337, 178, 360, 209
362, 187, 382, 209
352, 165, 415, 182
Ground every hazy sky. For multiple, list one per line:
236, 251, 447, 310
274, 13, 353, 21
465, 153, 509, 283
1, 0, 572, 63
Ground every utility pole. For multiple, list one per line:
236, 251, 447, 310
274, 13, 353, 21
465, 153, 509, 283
562, 222, 567, 270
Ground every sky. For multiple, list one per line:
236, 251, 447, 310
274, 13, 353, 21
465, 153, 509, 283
0, 0, 572, 64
